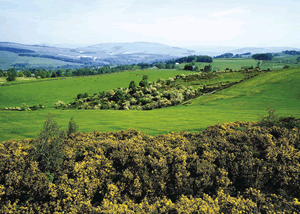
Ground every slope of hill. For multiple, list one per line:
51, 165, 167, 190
82, 42, 196, 56
0, 67, 299, 142
229, 47, 300, 55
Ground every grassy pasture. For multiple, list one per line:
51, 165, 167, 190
179, 59, 258, 71
0, 69, 192, 109
0, 68, 299, 142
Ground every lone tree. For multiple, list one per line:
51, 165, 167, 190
204, 64, 212, 72
6, 71, 16, 82
129, 80, 137, 93
32, 114, 66, 173
184, 64, 193, 71
139, 74, 149, 88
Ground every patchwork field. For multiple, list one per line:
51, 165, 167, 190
1, 67, 299, 142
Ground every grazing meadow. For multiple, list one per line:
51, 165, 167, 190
1, 67, 299, 142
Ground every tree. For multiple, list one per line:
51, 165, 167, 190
32, 114, 66, 173
0, 69, 5, 77
296, 57, 300, 64
18, 72, 24, 77
45, 71, 51, 78
129, 80, 137, 93
184, 64, 193, 71
67, 117, 79, 137
204, 64, 212, 72
6, 71, 16, 81
51, 71, 58, 78
7, 68, 17, 76
252, 53, 273, 61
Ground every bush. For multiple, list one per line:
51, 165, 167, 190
30, 105, 38, 111
67, 117, 79, 137
54, 101, 65, 109
31, 114, 66, 173
77, 94, 83, 99
258, 107, 280, 127
6, 75, 16, 82
283, 65, 291, 69
139, 79, 149, 88
83, 93, 89, 98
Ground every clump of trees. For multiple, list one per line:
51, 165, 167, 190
282, 50, 300, 55
166, 55, 213, 64
214, 53, 234, 58
252, 53, 273, 61
0, 115, 299, 213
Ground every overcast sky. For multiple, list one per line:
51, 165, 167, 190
1, 0, 299, 48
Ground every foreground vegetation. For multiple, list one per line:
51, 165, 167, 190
0, 114, 299, 213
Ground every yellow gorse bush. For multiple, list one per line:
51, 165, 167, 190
0, 120, 300, 213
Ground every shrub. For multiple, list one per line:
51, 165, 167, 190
6, 75, 16, 82
67, 117, 79, 137
30, 105, 38, 111
129, 80, 137, 93
54, 101, 65, 109
31, 114, 66, 173
139, 79, 149, 88
113, 90, 125, 103
21, 103, 29, 111
283, 65, 291, 69
77, 94, 83, 99
83, 93, 89, 98
258, 107, 280, 127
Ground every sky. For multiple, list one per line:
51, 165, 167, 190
1, 0, 300, 48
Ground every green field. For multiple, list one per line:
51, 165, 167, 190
1, 67, 299, 142
0, 51, 82, 69
179, 59, 258, 71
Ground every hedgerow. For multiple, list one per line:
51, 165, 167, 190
0, 117, 299, 213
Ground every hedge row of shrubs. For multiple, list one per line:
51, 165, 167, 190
0, 116, 299, 213
3, 103, 44, 111
55, 71, 259, 111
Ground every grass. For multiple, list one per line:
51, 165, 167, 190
0, 69, 192, 109
0, 76, 69, 85
179, 59, 258, 71
0, 67, 299, 142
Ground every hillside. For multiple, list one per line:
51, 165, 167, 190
0, 42, 194, 69
81, 42, 196, 56
228, 46, 300, 55
0, 67, 299, 142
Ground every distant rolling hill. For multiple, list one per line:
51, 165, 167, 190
0, 42, 197, 68
1, 41, 300, 69
81, 42, 196, 56
228, 47, 300, 55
